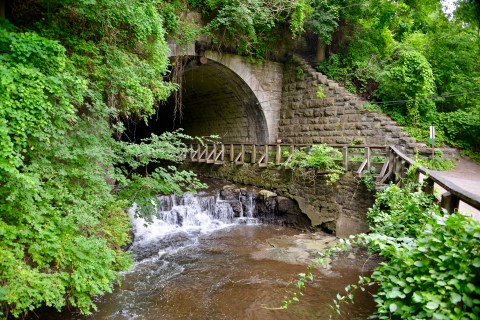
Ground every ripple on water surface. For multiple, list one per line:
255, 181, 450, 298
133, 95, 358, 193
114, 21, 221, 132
37, 192, 377, 319
43, 224, 376, 320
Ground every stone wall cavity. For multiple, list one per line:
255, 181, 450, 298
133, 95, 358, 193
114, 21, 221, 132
183, 163, 375, 237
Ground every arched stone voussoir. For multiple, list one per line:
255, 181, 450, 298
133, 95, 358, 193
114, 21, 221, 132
200, 51, 283, 144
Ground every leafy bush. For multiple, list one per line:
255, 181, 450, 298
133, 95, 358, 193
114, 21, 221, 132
361, 167, 377, 192
362, 176, 480, 319
286, 144, 344, 184
415, 155, 456, 171
194, 0, 311, 58
376, 49, 436, 126
367, 183, 435, 238
370, 213, 480, 319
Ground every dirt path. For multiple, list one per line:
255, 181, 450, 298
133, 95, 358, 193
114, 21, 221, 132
431, 157, 480, 221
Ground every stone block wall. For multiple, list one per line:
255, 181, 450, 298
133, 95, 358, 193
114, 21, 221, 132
204, 51, 284, 144
278, 57, 458, 157
182, 162, 375, 237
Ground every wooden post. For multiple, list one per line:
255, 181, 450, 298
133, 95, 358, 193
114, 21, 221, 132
230, 144, 234, 162
275, 144, 282, 165
394, 156, 402, 184
197, 144, 201, 161
423, 177, 435, 195
366, 147, 371, 171
398, 159, 406, 186
400, 159, 408, 187
240, 144, 245, 163
342, 146, 348, 171
378, 147, 389, 179
440, 192, 460, 213
264, 145, 269, 165
388, 147, 395, 177
251, 144, 256, 164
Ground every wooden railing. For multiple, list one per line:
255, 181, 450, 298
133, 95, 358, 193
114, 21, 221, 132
188, 143, 480, 214
384, 146, 480, 214
188, 143, 386, 173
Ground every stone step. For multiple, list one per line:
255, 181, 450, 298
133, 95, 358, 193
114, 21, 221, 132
407, 142, 427, 150
384, 125, 402, 133
400, 137, 416, 144
381, 121, 397, 126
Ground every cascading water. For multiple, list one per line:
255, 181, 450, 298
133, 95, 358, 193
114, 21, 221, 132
237, 192, 257, 224
131, 192, 258, 260
246, 192, 254, 218
45, 187, 376, 320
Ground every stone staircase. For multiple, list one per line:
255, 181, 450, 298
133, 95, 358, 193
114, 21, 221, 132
293, 57, 458, 158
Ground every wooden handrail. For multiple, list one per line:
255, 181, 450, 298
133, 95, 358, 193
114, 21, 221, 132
389, 145, 480, 212
187, 142, 479, 213
188, 143, 385, 172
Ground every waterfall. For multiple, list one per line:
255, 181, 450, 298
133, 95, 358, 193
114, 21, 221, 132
246, 192, 254, 218
131, 192, 258, 253
237, 192, 258, 224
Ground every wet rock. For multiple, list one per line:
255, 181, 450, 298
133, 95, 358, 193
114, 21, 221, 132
229, 201, 243, 216
251, 231, 337, 269
277, 196, 297, 214
259, 189, 277, 198
277, 196, 311, 229
220, 185, 239, 201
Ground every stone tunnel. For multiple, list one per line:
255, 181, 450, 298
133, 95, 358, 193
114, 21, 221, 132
125, 48, 455, 158
127, 51, 284, 145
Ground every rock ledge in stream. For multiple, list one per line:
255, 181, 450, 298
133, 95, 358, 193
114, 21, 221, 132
251, 232, 337, 269
219, 185, 312, 229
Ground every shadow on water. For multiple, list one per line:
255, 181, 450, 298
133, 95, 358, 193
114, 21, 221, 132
35, 191, 377, 320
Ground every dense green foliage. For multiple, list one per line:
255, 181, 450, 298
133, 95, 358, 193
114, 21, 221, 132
285, 144, 344, 184
0, 1, 204, 317
363, 179, 480, 319
185, 0, 311, 58
302, 173, 480, 319
312, 0, 480, 157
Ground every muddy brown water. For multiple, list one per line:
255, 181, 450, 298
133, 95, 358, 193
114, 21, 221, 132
42, 224, 377, 320
34, 188, 378, 319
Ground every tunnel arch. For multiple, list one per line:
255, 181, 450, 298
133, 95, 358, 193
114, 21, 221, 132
173, 55, 269, 144
125, 50, 283, 144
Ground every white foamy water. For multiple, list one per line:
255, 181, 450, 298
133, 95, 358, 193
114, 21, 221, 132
130, 192, 258, 256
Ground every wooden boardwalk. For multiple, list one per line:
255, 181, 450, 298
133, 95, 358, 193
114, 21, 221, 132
188, 143, 480, 215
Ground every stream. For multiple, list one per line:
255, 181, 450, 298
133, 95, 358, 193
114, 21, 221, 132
44, 189, 377, 320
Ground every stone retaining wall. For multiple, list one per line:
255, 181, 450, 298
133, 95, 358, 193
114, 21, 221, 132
183, 162, 375, 237
278, 57, 458, 158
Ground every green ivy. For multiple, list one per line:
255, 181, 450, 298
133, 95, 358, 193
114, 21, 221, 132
192, 0, 312, 58
376, 49, 436, 126
0, 2, 207, 317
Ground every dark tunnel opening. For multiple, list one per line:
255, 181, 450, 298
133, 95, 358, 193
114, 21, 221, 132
122, 56, 269, 144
